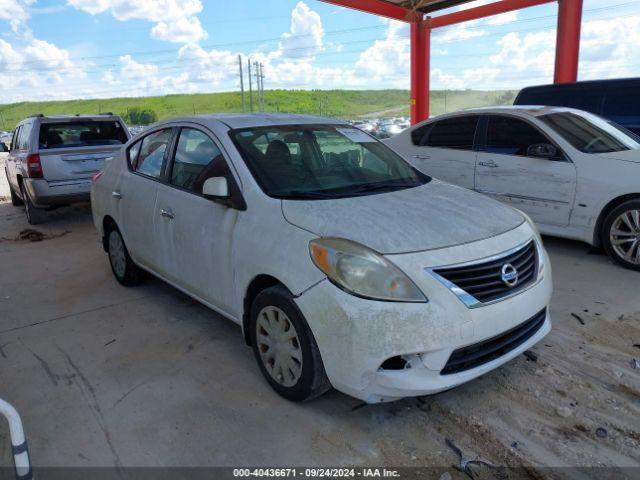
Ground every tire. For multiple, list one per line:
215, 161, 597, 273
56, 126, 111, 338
106, 223, 144, 286
249, 285, 331, 401
10, 185, 24, 206
20, 183, 46, 225
602, 199, 640, 271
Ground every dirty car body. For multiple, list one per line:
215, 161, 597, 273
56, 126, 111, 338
91, 114, 552, 403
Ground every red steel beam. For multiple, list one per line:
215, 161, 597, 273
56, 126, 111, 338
554, 0, 583, 83
430, 0, 554, 28
410, 19, 431, 124
318, 0, 421, 22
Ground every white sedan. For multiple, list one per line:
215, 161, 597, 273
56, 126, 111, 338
385, 106, 640, 270
91, 114, 552, 403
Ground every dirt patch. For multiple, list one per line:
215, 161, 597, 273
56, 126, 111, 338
0, 228, 70, 242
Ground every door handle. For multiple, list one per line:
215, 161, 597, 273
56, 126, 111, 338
412, 154, 431, 160
160, 208, 175, 220
479, 160, 498, 168
112, 191, 122, 199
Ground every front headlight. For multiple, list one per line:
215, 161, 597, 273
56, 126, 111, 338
309, 238, 427, 303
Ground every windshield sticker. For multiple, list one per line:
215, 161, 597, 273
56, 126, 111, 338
336, 128, 376, 143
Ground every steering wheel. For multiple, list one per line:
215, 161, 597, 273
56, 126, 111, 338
584, 137, 604, 153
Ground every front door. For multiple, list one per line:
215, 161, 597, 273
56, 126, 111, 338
154, 126, 239, 317
475, 115, 577, 227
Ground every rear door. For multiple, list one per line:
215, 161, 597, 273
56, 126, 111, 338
118, 127, 174, 270
37, 119, 128, 181
153, 126, 239, 316
475, 114, 577, 227
402, 115, 479, 189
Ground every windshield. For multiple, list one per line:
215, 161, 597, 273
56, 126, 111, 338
539, 111, 640, 154
230, 124, 429, 199
39, 121, 128, 149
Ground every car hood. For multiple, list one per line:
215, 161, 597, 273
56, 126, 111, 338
281, 180, 525, 254
595, 149, 640, 164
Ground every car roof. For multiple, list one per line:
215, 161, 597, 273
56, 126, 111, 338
433, 105, 586, 119
160, 113, 347, 130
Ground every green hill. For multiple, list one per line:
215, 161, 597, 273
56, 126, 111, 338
0, 89, 517, 130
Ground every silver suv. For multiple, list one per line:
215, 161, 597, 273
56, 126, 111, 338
5, 114, 130, 224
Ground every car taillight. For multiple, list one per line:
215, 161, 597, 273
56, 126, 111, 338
26, 154, 43, 178
92, 171, 103, 183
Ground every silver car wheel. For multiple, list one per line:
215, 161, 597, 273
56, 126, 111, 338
256, 306, 303, 387
610, 209, 640, 265
108, 230, 127, 278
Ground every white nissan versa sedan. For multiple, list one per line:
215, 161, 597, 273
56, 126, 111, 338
91, 114, 552, 403
385, 106, 640, 270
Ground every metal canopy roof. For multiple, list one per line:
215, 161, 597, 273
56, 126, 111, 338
383, 0, 477, 14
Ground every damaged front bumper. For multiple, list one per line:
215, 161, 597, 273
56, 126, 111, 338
294, 224, 553, 403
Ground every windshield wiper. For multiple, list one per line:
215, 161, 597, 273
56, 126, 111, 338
346, 180, 421, 195
278, 190, 339, 199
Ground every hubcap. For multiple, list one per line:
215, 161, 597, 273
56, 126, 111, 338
256, 306, 303, 387
108, 230, 127, 278
610, 209, 640, 265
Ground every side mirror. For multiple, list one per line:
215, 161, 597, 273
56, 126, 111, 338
202, 176, 229, 198
527, 143, 557, 158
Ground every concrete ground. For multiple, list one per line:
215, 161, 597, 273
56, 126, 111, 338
0, 188, 639, 476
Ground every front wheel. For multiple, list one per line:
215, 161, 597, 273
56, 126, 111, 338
250, 285, 331, 401
602, 200, 640, 271
106, 224, 144, 286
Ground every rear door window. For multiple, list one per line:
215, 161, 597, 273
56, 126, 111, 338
39, 121, 128, 149
485, 116, 549, 157
426, 116, 478, 150
136, 129, 173, 179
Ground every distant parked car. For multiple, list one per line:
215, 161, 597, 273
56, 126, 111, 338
4, 114, 130, 224
514, 78, 640, 136
92, 113, 552, 403
386, 106, 640, 270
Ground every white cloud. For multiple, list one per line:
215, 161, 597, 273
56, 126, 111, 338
355, 20, 409, 86
66, 0, 207, 43
0, 0, 34, 31
278, 1, 324, 60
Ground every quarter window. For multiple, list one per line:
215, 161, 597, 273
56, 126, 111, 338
11, 126, 21, 151
136, 129, 172, 179
170, 128, 227, 193
18, 123, 32, 150
485, 116, 549, 157
128, 140, 142, 168
426, 116, 478, 150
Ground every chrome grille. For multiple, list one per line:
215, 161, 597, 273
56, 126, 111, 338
433, 240, 538, 306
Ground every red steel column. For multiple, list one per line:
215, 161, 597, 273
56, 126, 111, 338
410, 18, 430, 124
554, 0, 583, 83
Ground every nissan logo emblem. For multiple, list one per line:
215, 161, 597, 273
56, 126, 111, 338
501, 263, 519, 288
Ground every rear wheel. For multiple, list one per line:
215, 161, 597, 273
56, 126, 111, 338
106, 224, 144, 286
10, 185, 23, 206
602, 200, 640, 271
250, 285, 331, 401
20, 183, 46, 225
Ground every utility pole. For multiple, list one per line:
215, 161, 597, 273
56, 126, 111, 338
254, 61, 261, 112
259, 63, 265, 111
238, 55, 245, 113
247, 59, 253, 113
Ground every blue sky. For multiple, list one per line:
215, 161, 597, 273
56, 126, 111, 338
0, 0, 639, 102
